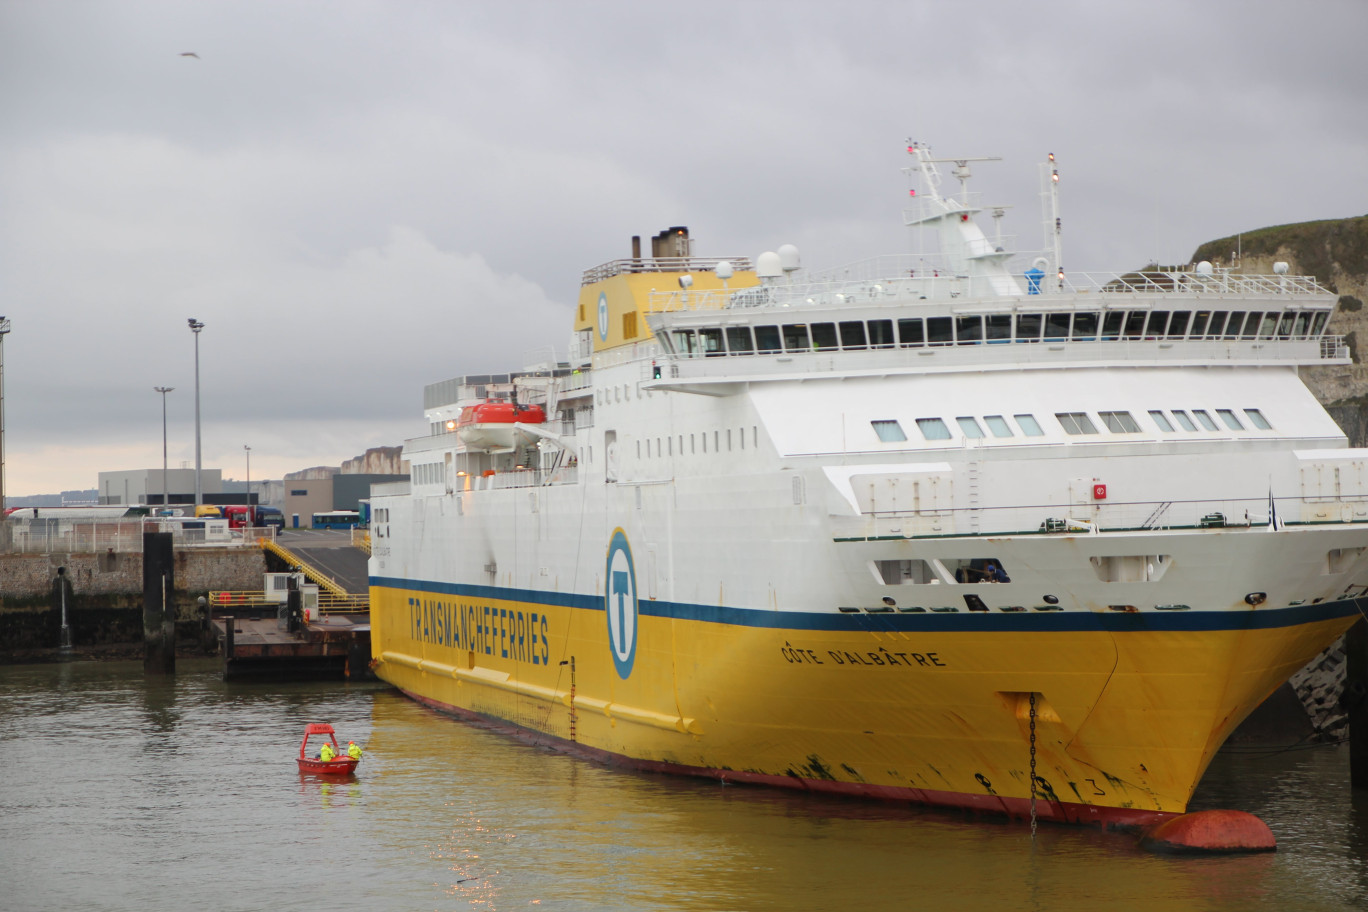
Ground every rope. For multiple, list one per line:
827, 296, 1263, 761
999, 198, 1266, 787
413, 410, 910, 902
1029, 691, 1038, 840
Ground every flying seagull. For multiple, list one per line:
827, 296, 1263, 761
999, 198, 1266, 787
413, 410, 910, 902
180, 52, 200, 59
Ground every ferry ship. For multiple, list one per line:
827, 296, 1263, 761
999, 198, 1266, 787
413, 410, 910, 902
369, 144, 1368, 828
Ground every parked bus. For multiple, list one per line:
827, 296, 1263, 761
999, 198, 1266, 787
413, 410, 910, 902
312, 510, 361, 530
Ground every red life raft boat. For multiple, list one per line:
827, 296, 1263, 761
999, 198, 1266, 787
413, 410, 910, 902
456, 401, 546, 451
296, 722, 360, 776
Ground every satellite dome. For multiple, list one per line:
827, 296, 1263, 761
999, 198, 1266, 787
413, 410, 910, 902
715, 260, 734, 280
777, 244, 801, 273
1273, 261, 1289, 275
1196, 261, 1214, 276
756, 251, 782, 279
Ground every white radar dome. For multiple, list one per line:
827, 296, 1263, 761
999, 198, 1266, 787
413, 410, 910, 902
715, 260, 734, 280
756, 251, 782, 279
777, 244, 801, 273
1273, 261, 1289, 275
1196, 261, 1214, 276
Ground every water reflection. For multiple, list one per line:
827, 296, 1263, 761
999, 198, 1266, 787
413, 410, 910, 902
2, 660, 1367, 911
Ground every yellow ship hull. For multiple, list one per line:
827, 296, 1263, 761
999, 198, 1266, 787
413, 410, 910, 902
370, 580, 1359, 827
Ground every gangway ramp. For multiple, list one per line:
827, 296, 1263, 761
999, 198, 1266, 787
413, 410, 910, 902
262, 537, 370, 611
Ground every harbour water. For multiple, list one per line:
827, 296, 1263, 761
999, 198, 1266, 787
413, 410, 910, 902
3, 659, 1367, 912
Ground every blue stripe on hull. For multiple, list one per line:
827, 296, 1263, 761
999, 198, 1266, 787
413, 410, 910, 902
370, 575, 1366, 633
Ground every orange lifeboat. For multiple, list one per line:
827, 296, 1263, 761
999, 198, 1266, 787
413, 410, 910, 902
457, 401, 546, 451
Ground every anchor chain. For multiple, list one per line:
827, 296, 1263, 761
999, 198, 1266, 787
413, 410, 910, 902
1029, 691, 1038, 840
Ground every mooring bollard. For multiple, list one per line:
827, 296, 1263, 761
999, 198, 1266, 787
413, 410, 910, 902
142, 530, 176, 675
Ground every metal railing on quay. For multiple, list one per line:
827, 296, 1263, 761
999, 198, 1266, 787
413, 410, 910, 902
351, 529, 371, 554
208, 590, 368, 617
0, 520, 276, 554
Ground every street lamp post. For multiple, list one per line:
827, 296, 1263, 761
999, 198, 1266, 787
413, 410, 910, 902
154, 387, 173, 508
0, 316, 11, 520
187, 319, 204, 507
244, 444, 251, 511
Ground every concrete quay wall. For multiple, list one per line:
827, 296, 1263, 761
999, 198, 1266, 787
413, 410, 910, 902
0, 548, 267, 655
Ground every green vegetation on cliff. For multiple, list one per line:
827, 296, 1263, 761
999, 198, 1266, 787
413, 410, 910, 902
1191, 215, 1368, 293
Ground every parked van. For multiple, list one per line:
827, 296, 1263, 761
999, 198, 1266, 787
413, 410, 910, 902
194, 504, 222, 518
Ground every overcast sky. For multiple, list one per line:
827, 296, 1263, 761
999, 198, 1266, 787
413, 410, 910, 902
1, 0, 1365, 497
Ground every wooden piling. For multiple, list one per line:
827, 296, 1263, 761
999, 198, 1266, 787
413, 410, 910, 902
1348, 616, 1368, 789
142, 531, 175, 674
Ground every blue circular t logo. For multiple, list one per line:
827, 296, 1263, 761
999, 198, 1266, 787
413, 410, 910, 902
596, 292, 609, 342
605, 528, 637, 679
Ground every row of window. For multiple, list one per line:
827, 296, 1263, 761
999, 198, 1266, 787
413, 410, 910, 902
872, 408, 1273, 443
414, 462, 444, 485
636, 426, 760, 458
664, 308, 1331, 357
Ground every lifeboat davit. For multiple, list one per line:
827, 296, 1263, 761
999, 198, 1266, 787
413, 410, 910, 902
457, 401, 546, 451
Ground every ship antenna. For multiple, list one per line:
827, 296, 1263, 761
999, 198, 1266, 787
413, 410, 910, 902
1040, 152, 1064, 288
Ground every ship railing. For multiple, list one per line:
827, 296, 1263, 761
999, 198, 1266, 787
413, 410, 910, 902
833, 495, 1368, 540
648, 335, 1346, 383
646, 268, 1329, 313
582, 256, 753, 285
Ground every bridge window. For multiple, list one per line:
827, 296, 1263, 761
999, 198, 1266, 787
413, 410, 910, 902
1190, 311, 1211, 337
1044, 312, 1071, 341
1072, 312, 1099, 340
673, 329, 699, 356
810, 322, 839, 351
1016, 313, 1042, 342
986, 314, 1012, 341
1149, 410, 1174, 432
869, 319, 896, 348
1056, 412, 1099, 435
1217, 409, 1244, 430
927, 317, 953, 346
782, 324, 811, 352
699, 328, 724, 355
917, 418, 952, 440
1014, 414, 1045, 436
839, 321, 867, 350
1145, 311, 1170, 337
897, 318, 925, 347
1241, 312, 1264, 339
755, 325, 782, 352
956, 316, 983, 344
1205, 312, 1228, 338
1312, 312, 1329, 335
871, 420, 907, 442
1168, 311, 1191, 337
1293, 312, 1311, 338
1101, 311, 1124, 340
726, 326, 754, 354
1172, 410, 1198, 431
1245, 408, 1272, 430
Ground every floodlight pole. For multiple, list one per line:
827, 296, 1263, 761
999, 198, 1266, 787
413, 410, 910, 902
188, 319, 204, 507
154, 387, 174, 507
0, 316, 10, 520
